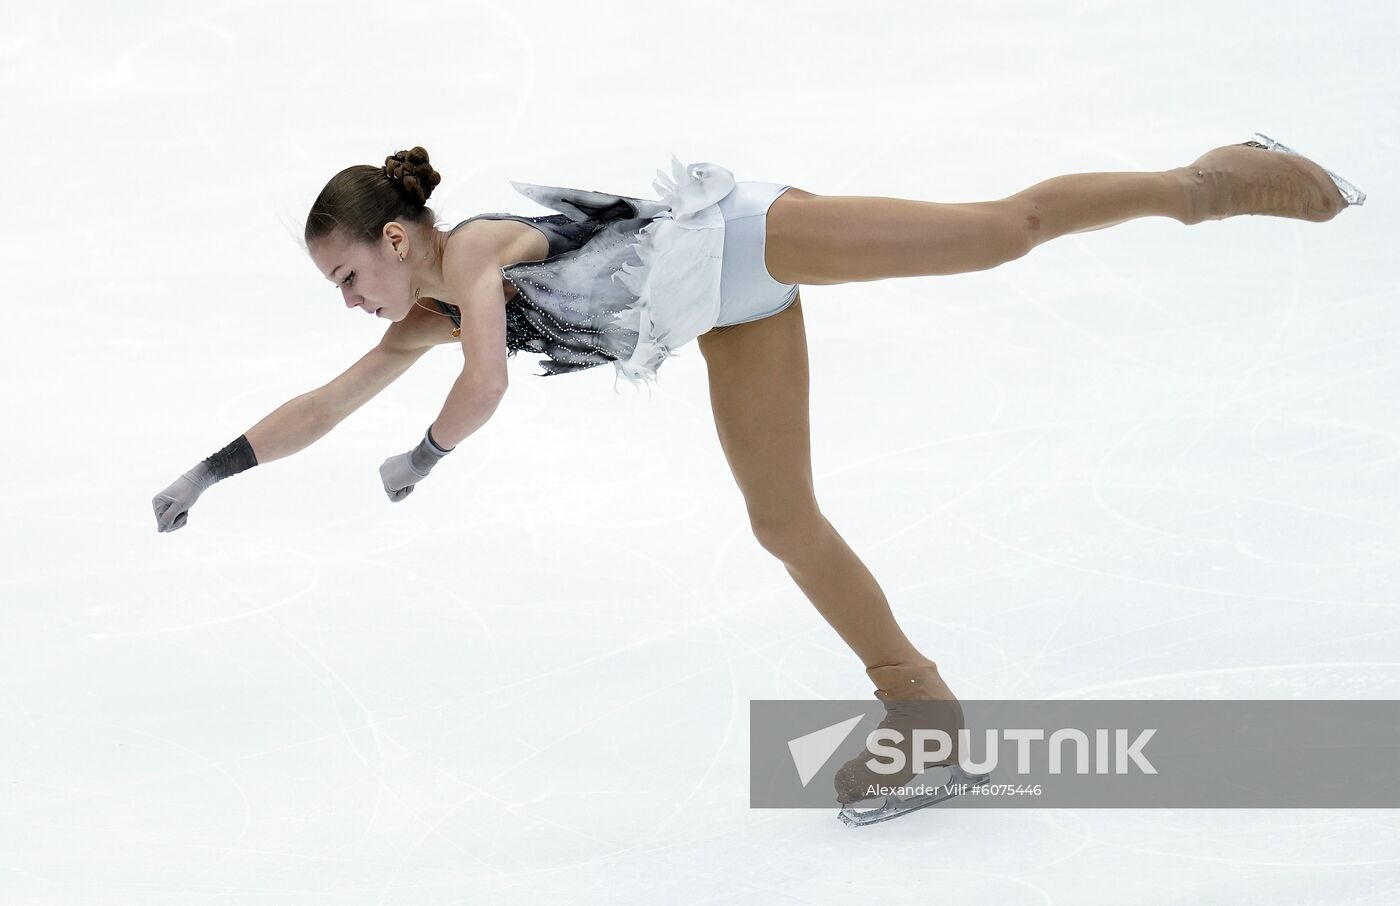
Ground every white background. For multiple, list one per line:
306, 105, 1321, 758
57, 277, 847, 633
3, 1, 1398, 902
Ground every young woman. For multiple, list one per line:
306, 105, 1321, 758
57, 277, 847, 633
152, 138, 1362, 815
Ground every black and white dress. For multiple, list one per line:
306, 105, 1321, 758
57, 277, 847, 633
437, 156, 738, 393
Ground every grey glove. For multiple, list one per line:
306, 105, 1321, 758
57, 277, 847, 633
379, 428, 453, 502
151, 461, 217, 533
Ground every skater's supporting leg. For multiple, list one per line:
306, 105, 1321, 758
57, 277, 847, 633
697, 296, 932, 672
765, 172, 1191, 285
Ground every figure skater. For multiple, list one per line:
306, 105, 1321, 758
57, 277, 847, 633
151, 137, 1363, 823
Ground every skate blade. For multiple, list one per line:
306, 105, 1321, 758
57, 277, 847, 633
1251, 132, 1367, 206
836, 765, 991, 828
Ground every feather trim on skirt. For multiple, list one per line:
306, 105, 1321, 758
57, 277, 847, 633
500, 155, 736, 394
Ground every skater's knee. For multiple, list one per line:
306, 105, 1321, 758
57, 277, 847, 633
748, 504, 825, 561
920, 200, 1036, 274
991, 197, 1045, 257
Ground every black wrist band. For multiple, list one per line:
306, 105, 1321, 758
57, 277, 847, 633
425, 425, 455, 454
203, 435, 258, 481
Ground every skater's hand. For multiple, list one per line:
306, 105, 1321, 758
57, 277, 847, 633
379, 429, 452, 503
379, 449, 431, 502
151, 462, 216, 533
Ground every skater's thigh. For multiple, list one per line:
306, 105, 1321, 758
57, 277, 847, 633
697, 294, 819, 526
765, 187, 1032, 285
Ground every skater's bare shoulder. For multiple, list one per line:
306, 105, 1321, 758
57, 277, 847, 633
447, 217, 549, 269
376, 221, 523, 354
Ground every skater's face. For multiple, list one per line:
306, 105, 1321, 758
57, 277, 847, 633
309, 224, 416, 322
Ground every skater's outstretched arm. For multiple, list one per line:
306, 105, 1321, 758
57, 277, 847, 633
151, 328, 435, 533
376, 247, 512, 503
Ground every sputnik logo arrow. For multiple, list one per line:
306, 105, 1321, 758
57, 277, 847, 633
786, 714, 865, 787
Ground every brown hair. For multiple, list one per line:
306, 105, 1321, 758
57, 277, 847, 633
304, 146, 443, 247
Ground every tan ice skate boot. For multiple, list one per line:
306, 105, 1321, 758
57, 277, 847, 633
1174, 132, 1364, 225
832, 662, 991, 827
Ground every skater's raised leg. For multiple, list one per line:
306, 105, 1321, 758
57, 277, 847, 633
765, 142, 1349, 286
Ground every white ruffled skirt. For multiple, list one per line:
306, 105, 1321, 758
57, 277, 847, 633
500, 155, 742, 393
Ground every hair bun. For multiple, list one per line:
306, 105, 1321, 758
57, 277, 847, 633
383, 146, 441, 206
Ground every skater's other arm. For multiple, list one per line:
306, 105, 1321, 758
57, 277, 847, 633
422, 232, 513, 450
